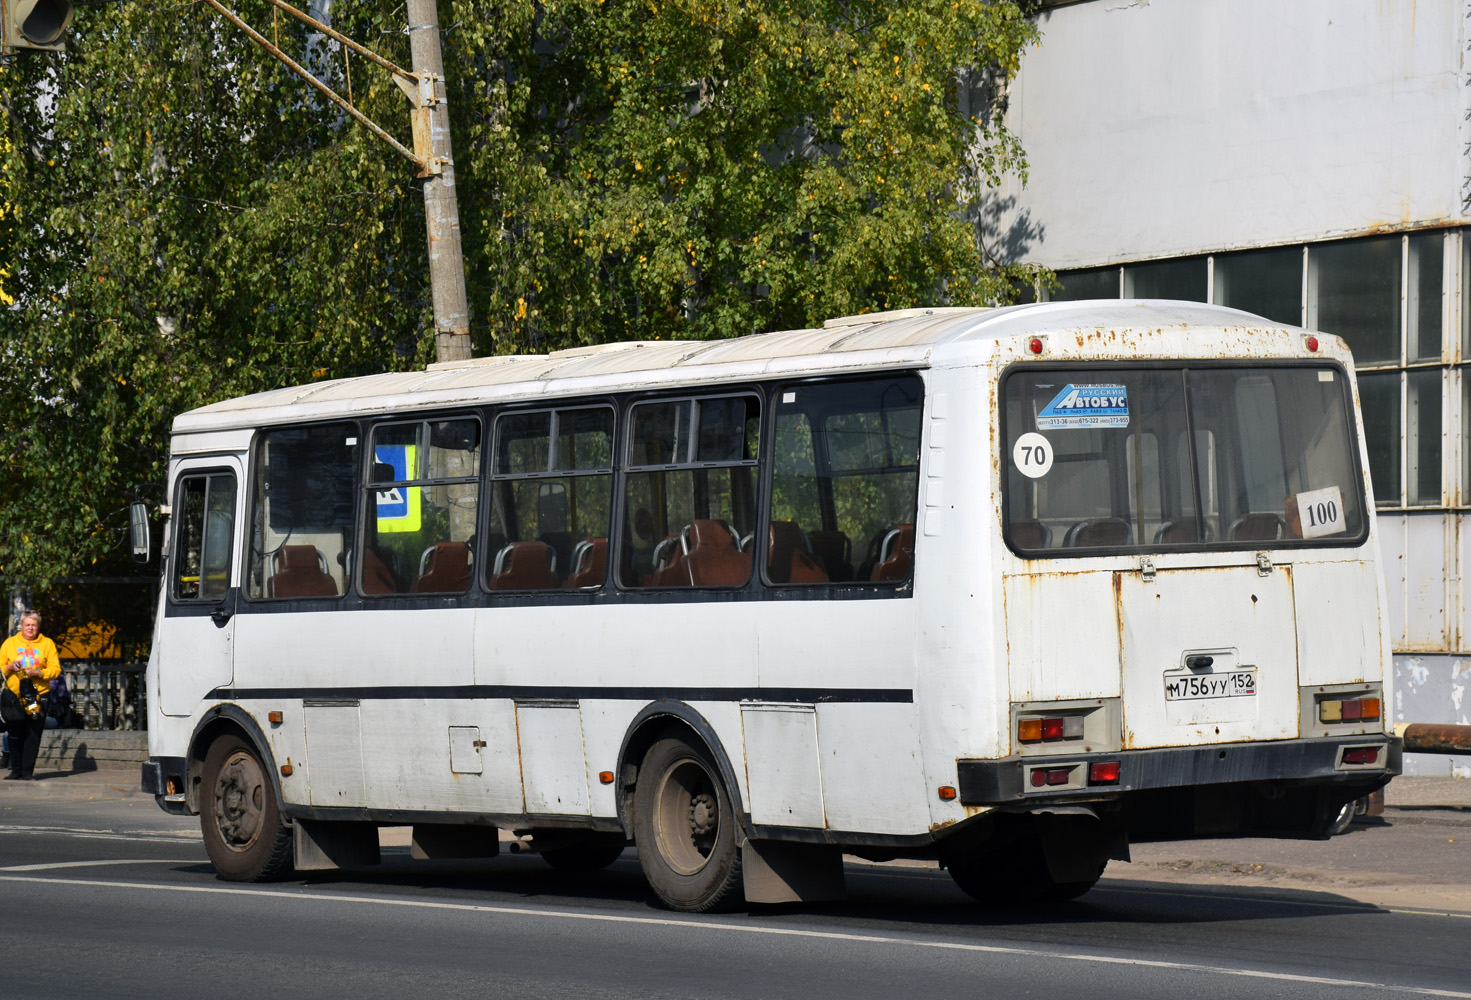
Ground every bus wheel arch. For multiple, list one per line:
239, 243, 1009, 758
190, 707, 295, 882
615, 703, 749, 839
617, 705, 749, 912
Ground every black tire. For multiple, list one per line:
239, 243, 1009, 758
633, 736, 743, 912
946, 837, 1103, 905
200, 734, 294, 882
540, 834, 628, 872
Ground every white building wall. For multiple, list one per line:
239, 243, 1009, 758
996, 0, 1469, 268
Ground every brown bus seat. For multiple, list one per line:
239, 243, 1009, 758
682, 519, 752, 587
767, 521, 828, 584
360, 546, 401, 595
564, 537, 608, 589
268, 544, 338, 598
487, 541, 559, 591
412, 541, 473, 593
808, 529, 853, 581
1229, 511, 1286, 542
1010, 519, 1052, 549
869, 524, 915, 582
1064, 517, 1132, 548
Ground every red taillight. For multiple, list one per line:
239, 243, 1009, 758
1044, 768, 1072, 786
1089, 761, 1121, 784
1342, 700, 1362, 721
1029, 337, 1044, 354
1342, 747, 1380, 765
1041, 717, 1066, 740
1306, 335, 1319, 352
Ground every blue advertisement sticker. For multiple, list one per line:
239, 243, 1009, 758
1036, 384, 1129, 430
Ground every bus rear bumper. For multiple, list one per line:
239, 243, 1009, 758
956, 735, 1402, 806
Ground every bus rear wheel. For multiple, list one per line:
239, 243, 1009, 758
633, 736, 743, 912
945, 837, 1104, 905
200, 734, 294, 882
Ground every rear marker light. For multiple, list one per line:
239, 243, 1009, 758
1306, 335, 1319, 352
1089, 761, 1121, 785
1320, 697, 1380, 724
1029, 337, 1044, 355
1343, 747, 1380, 765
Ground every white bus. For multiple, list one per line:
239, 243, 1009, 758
143, 300, 1398, 911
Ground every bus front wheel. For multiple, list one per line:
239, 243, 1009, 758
633, 736, 744, 912
200, 734, 294, 882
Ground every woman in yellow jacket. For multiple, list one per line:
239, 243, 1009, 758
0, 611, 61, 780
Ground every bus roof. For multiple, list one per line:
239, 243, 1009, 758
173, 300, 1303, 434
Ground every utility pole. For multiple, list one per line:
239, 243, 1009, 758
405, 0, 471, 364
199, 0, 474, 364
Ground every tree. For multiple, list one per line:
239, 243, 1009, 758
0, 0, 1044, 590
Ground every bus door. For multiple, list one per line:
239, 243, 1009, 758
160, 459, 243, 716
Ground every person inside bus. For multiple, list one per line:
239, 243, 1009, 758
0, 611, 62, 781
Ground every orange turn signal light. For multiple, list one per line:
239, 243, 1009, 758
268, 711, 283, 724
937, 786, 957, 801
598, 771, 615, 785
280, 763, 293, 776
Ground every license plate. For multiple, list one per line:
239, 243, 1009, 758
1163, 670, 1256, 701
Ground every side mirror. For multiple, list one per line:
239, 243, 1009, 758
129, 502, 151, 564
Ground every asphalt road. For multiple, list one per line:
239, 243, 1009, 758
2, 773, 1468, 1000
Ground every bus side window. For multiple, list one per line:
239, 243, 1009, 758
174, 473, 236, 602
248, 423, 357, 600
487, 406, 614, 591
766, 376, 922, 586
619, 395, 760, 589
365, 417, 480, 595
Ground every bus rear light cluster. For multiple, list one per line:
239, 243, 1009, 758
1030, 766, 1075, 787
1320, 697, 1380, 723
1019, 716, 1084, 743
1088, 761, 1121, 785
1341, 747, 1380, 765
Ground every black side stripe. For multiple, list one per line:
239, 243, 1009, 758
206, 685, 914, 705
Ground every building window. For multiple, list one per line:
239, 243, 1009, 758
1213, 246, 1302, 326
1308, 236, 1401, 366
1050, 229, 1464, 510
1123, 257, 1207, 302
1050, 266, 1119, 301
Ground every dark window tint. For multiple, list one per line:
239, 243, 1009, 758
487, 406, 614, 591
249, 423, 356, 599
363, 418, 480, 595
620, 395, 760, 588
767, 376, 922, 585
175, 473, 236, 601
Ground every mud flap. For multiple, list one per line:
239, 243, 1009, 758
741, 840, 846, 904
294, 818, 381, 871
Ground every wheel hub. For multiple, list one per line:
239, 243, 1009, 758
689, 792, 717, 837
213, 752, 264, 851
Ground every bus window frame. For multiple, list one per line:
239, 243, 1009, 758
618, 390, 764, 591
244, 419, 362, 603
484, 400, 618, 593
998, 359, 1371, 559
169, 467, 239, 606
358, 410, 484, 599
757, 372, 925, 589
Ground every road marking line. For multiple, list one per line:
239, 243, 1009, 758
0, 860, 200, 872
0, 825, 199, 842
0, 874, 1467, 998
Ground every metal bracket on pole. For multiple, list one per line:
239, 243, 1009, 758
202, 0, 437, 175
391, 71, 444, 177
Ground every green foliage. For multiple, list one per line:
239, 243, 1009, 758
0, 0, 1044, 588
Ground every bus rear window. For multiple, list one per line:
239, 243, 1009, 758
1003, 366, 1367, 554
